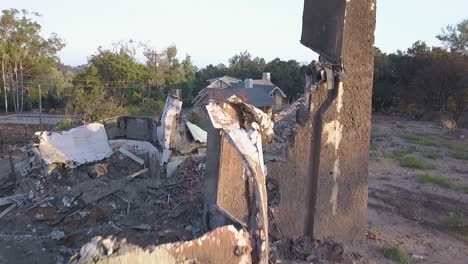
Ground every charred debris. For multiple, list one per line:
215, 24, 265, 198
0, 0, 377, 262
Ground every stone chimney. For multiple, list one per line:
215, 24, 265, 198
244, 78, 253, 88
262, 72, 271, 81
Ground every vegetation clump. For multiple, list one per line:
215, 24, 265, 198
452, 151, 468, 160
53, 118, 72, 132
423, 151, 442, 159
417, 174, 452, 188
382, 246, 413, 264
403, 134, 468, 152
399, 155, 433, 170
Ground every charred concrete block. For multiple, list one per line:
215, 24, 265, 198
267, 0, 376, 241
102, 116, 157, 144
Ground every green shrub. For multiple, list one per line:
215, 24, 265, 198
403, 134, 468, 152
125, 98, 165, 117
417, 174, 452, 188
441, 213, 466, 231
462, 186, 468, 194
382, 246, 413, 264
54, 119, 72, 132
452, 151, 468, 160
400, 155, 433, 170
378, 176, 392, 181
423, 151, 442, 160
389, 150, 413, 160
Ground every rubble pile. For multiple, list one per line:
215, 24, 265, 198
1, 145, 206, 262
0, 91, 211, 263
0, 90, 371, 264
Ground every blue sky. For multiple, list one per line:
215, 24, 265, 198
1, 0, 467, 67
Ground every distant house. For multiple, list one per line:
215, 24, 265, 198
192, 73, 287, 115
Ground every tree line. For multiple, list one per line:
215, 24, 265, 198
0, 9, 307, 122
373, 19, 467, 122
1, 8, 466, 125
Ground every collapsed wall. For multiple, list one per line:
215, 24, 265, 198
266, 0, 376, 241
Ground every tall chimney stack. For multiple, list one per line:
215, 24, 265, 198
244, 78, 253, 88
262, 72, 271, 81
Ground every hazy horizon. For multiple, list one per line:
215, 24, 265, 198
1, 0, 467, 67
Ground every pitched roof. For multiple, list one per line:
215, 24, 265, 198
193, 85, 285, 108
207, 75, 242, 85
193, 75, 286, 107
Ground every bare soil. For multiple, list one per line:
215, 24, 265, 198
366, 114, 468, 263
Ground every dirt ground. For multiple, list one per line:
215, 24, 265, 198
366, 114, 468, 264
0, 114, 467, 264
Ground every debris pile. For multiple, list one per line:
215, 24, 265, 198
0, 91, 213, 263
1, 143, 207, 262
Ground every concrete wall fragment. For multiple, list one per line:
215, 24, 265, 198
267, 0, 376, 242
204, 96, 270, 264
72, 225, 252, 264
102, 116, 157, 144
156, 93, 182, 150
35, 123, 113, 168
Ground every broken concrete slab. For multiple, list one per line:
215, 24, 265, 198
79, 168, 149, 205
118, 147, 145, 165
71, 225, 252, 264
184, 120, 207, 144
35, 123, 113, 168
156, 92, 182, 150
204, 98, 270, 264
110, 139, 163, 179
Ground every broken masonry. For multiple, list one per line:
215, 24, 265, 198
203, 0, 376, 248
204, 95, 272, 264
266, 0, 376, 241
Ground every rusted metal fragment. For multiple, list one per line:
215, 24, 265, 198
71, 225, 252, 264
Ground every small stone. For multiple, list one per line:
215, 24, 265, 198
49, 230, 66, 241
131, 224, 152, 231
87, 163, 109, 178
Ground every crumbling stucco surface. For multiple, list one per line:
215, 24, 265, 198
204, 97, 270, 263
72, 225, 252, 264
267, 0, 376, 241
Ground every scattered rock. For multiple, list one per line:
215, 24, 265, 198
87, 163, 109, 178
49, 230, 66, 241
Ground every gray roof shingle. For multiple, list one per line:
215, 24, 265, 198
193, 76, 286, 107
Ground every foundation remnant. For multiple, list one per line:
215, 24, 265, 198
266, 0, 376, 241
